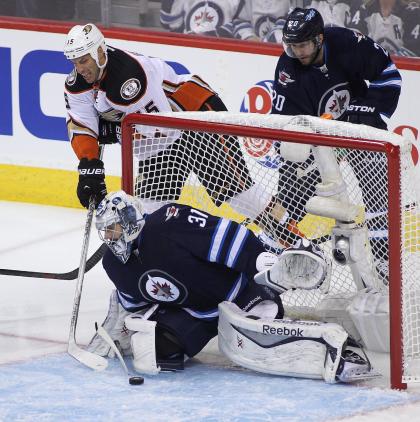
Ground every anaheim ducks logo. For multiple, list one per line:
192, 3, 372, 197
83, 24, 93, 35
120, 78, 141, 100
139, 270, 188, 303
66, 68, 77, 86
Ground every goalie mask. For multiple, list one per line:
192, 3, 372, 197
64, 23, 107, 69
96, 191, 145, 263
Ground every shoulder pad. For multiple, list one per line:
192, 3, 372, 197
65, 68, 92, 93
102, 48, 148, 105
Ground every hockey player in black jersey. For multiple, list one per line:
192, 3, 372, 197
86, 190, 378, 383
269, 7, 401, 284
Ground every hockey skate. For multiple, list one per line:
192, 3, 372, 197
335, 349, 381, 383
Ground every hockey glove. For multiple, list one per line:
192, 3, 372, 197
340, 100, 386, 130
98, 119, 121, 145
254, 238, 331, 293
77, 158, 107, 208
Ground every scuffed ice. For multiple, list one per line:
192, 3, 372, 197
0, 353, 418, 422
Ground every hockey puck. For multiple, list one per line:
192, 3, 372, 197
129, 376, 144, 385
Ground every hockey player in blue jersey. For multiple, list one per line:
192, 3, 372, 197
86, 190, 378, 383
272, 7, 401, 127
268, 7, 401, 283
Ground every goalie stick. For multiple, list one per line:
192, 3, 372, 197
68, 195, 108, 371
0, 243, 107, 280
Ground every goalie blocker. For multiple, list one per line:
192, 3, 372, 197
218, 302, 380, 383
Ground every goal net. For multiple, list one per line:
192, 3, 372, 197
121, 111, 420, 389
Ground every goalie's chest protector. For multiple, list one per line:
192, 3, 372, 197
102, 204, 258, 313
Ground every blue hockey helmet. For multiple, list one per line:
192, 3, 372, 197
96, 191, 145, 263
282, 8, 324, 58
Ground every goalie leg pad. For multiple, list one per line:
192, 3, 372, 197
125, 306, 160, 374
312, 294, 362, 344
127, 307, 219, 374
218, 301, 348, 383
129, 321, 160, 375
87, 290, 133, 357
347, 288, 390, 352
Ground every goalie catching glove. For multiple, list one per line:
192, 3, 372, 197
254, 239, 331, 293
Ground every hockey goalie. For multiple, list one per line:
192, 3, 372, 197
87, 191, 379, 383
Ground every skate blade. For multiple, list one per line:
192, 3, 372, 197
338, 368, 382, 383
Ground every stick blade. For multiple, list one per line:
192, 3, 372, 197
68, 342, 108, 371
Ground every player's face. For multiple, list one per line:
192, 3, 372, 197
71, 54, 100, 84
289, 40, 319, 66
103, 223, 123, 243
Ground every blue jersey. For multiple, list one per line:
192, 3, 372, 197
102, 204, 268, 319
271, 27, 401, 125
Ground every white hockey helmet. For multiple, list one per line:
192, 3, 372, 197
64, 23, 107, 68
96, 191, 145, 263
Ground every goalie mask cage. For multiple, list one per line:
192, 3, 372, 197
122, 111, 420, 390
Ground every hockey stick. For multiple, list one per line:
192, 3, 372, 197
68, 146, 108, 371
0, 243, 107, 280
96, 325, 144, 385
68, 196, 108, 370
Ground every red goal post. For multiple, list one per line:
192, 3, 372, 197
121, 111, 420, 390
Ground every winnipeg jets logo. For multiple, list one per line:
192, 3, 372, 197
278, 70, 295, 86
139, 270, 188, 303
145, 274, 179, 302
195, 11, 215, 26
149, 275, 175, 300
254, 15, 275, 38
165, 206, 179, 221
188, 3, 222, 33
328, 91, 348, 115
320, 86, 350, 119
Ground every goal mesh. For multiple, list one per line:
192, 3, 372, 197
122, 111, 420, 389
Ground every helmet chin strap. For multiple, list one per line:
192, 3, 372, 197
308, 36, 324, 66
92, 47, 108, 82
96, 50, 108, 70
